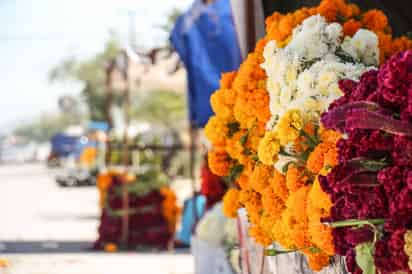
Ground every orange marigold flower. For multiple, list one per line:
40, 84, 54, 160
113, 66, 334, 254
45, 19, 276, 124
341, 3, 361, 19
236, 173, 249, 189
343, 19, 362, 36
0, 258, 9, 268
306, 251, 331, 272
226, 130, 246, 162
240, 188, 262, 224
258, 131, 280, 166
223, 188, 241, 218
208, 149, 231, 176
254, 38, 268, 53
234, 88, 270, 129
238, 156, 255, 177
247, 124, 265, 152
319, 127, 341, 144
377, 32, 393, 63
239, 188, 260, 207
391, 36, 412, 55
160, 187, 180, 232
249, 225, 272, 246
270, 169, 289, 202
204, 116, 228, 146
307, 143, 331, 174
294, 123, 316, 153
104, 243, 118, 252
307, 179, 334, 256
219, 71, 237, 89
259, 211, 278, 241
250, 164, 273, 194
233, 53, 265, 94
97, 173, 113, 208
272, 219, 294, 249
323, 147, 338, 174
210, 88, 236, 120
362, 10, 389, 33
262, 186, 285, 218
317, 0, 346, 22
286, 165, 306, 192
282, 186, 311, 249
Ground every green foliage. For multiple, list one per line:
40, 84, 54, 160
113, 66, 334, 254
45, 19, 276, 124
49, 35, 121, 121
355, 242, 376, 274
224, 164, 244, 185
227, 122, 240, 138
13, 113, 82, 142
131, 90, 187, 127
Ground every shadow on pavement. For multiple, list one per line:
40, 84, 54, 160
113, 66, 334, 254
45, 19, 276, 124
0, 241, 191, 254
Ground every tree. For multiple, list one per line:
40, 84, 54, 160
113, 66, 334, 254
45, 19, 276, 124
131, 90, 187, 127
13, 113, 81, 142
49, 35, 121, 121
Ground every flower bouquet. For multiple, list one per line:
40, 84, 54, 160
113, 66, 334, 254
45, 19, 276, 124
204, 0, 412, 273
94, 151, 180, 250
192, 202, 240, 274
319, 50, 412, 274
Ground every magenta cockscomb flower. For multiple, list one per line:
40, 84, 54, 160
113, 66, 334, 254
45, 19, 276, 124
320, 50, 412, 273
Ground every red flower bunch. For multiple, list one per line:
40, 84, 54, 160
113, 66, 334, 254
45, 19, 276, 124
94, 175, 176, 250
200, 155, 227, 210
320, 50, 412, 273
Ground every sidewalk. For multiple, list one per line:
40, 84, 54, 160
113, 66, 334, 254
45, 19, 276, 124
0, 253, 194, 274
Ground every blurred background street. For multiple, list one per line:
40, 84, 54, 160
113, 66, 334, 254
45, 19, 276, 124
0, 164, 194, 274
0, 164, 98, 243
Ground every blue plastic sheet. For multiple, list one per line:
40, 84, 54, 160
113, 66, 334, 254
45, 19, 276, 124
170, 0, 242, 128
176, 195, 206, 245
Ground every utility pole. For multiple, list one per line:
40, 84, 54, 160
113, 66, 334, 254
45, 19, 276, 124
127, 10, 137, 50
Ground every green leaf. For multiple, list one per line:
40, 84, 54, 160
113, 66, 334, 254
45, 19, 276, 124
239, 131, 249, 146
243, 148, 253, 156
355, 242, 376, 274
223, 164, 244, 185
282, 161, 294, 173
227, 122, 240, 138
251, 155, 259, 162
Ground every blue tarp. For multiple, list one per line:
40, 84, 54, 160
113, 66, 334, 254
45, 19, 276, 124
88, 121, 109, 132
50, 133, 80, 157
170, 0, 242, 128
176, 195, 206, 245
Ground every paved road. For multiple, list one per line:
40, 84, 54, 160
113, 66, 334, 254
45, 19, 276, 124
0, 164, 98, 242
0, 164, 194, 274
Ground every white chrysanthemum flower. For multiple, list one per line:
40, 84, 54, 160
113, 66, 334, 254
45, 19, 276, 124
262, 14, 379, 132
341, 29, 379, 65
287, 15, 341, 60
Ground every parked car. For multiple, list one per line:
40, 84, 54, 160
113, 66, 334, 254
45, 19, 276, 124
55, 167, 97, 187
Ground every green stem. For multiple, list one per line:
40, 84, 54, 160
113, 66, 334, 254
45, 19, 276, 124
265, 249, 297, 256
299, 129, 318, 147
325, 218, 385, 228
265, 246, 320, 256
279, 148, 297, 158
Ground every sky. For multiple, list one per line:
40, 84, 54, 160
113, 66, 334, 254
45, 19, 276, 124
0, 0, 192, 132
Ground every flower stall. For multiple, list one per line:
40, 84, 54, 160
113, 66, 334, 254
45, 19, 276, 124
94, 149, 180, 251
204, 0, 412, 273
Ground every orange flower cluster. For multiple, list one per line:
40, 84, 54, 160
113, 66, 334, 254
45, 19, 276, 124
97, 172, 113, 208
204, 0, 412, 271
207, 149, 231, 176
222, 188, 241, 218
340, 8, 412, 63
96, 171, 128, 208
160, 187, 181, 233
